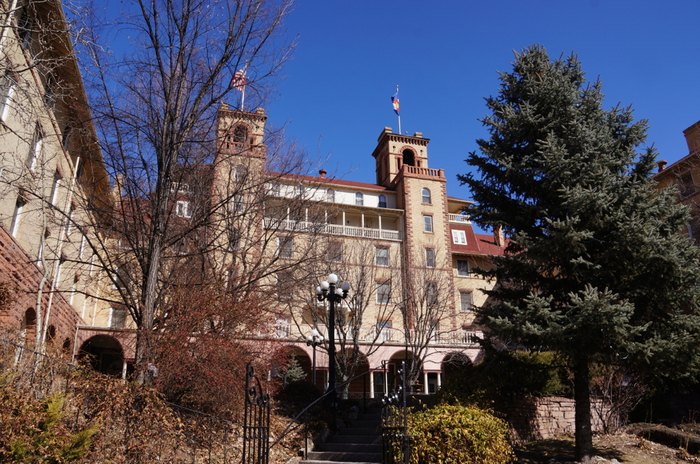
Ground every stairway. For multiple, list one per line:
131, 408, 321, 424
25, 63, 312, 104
301, 407, 382, 464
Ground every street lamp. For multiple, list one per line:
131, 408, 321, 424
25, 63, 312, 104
315, 273, 350, 408
306, 327, 324, 386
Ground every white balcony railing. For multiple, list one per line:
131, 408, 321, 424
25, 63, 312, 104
265, 217, 401, 241
448, 213, 470, 223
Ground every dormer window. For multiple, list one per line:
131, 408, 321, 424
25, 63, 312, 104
176, 200, 191, 218
355, 192, 364, 206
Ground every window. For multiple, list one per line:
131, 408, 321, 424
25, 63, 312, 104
231, 194, 244, 213
234, 164, 247, 182
377, 320, 393, 342
355, 192, 364, 206
233, 125, 248, 143
375, 246, 389, 266
326, 189, 335, 203
378, 194, 387, 208
423, 215, 433, 233
421, 187, 431, 205
176, 200, 191, 218
679, 172, 696, 197
402, 149, 415, 166
460, 291, 473, 312
50, 172, 61, 206
277, 271, 293, 302
78, 234, 86, 260
294, 184, 304, 198
110, 307, 128, 329
275, 318, 291, 338
425, 248, 436, 268
61, 125, 72, 150
228, 227, 240, 251
0, 70, 17, 123
452, 230, 467, 245
457, 259, 470, 276
327, 240, 343, 262
27, 125, 43, 171
432, 321, 442, 342
426, 281, 438, 305
10, 194, 26, 237
268, 182, 281, 197
376, 282, 391, 304
278, 236, 293, 258
18, 6, 32, 49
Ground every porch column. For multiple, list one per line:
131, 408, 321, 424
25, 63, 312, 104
369, 371, 375, 399
286, 206, 290, 222
121, 359, 128, 380
305, 207, 308, 224
438, 373, 442, 390
361, 213, 365, 229
384, 367, 389, 395
342, 211, 346, 234
378, 215, 383, 239
423, 371, 429, 394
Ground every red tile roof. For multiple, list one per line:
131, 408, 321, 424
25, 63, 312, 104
449, 223, 506, 256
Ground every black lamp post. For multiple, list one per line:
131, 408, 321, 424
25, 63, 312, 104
315, 273, 350, 406
306, 328, 324, 386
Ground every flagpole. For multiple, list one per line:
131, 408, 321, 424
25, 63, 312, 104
241, 86, 245, 111
398, 114, 401, 135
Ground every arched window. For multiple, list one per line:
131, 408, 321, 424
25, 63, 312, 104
233, 125, 248, 143
378, 194, 387, 208
402, 149, 415, 166
421, 187, 431, 205
355, 192, 364, 206
326, 189, 335, 203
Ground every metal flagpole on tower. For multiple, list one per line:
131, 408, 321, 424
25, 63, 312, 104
233, 65, 248, 111
392, 85, 401, 134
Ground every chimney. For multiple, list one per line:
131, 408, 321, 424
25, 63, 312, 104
657, 160, 667, 173
684, 121, 700, 154
494, 224, 504, 247
319, 169, 327, 178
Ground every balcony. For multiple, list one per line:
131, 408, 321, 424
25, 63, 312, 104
448, 213, 470, 223
264, 217, 402, 241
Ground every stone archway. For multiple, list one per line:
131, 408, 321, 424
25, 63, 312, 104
441, 351, 473, 392
337, 348, 370, 400
388, 350, 422, 394
402, 148, 415, 166
78, 335, 124, 377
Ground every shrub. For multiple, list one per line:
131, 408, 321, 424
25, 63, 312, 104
405, 404, 514, 464
438, 348, 570, 407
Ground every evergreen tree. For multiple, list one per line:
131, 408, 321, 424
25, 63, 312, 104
459, 45, 700, 460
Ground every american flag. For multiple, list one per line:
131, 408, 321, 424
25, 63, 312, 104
232, 69, 247, 92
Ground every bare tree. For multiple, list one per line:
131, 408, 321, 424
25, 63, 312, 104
400, 248, 455, 388
67, 0, 294, 382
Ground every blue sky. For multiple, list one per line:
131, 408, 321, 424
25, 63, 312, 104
262, 0, 700, 204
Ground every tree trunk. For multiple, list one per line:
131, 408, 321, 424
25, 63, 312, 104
574, 355, 593, 461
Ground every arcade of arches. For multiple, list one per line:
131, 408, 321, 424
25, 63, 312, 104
272, 344, 477, 399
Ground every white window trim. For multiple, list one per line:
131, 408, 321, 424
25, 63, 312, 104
176, 200, 191, 218
375, 246, 389, 266
50, 176, 61, 206
10, 199, 24, 237
460, 291, 473, 312
0, 82, 15, 123
423, 215, 433, 233
376, 282, 391, 304
452, 229, 467, 245
426, 248, 436, 268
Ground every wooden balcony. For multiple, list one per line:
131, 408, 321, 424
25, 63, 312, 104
264, 218, 402, 241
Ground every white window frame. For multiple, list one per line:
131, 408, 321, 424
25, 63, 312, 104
457, 259, 470, 276
423, 215, 433, 233
452, 229, 467, 245
460, 291, 473, 312
425, 248, 436, 268
278, 236, 293, 259
326, 188, 335, 203
27, 126, 43, 171
176, 200, 191, 218
375, 246, 389, 266
377, 320, 393, 342
50, 173, 61, 206
275, 318, 291, 338
376, 282, 391, 304
355, 192, 364, 206
378, 194, 387, 208
421, 187, 431, 205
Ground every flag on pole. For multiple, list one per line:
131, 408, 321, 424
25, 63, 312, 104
391, 86, 400, 115
232, 69, 247, 92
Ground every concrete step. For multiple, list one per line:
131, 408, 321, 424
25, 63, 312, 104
335, 427, 378, 436
329, 434, 379, 444
316, 443, 381, 453
304, 451, 382, 463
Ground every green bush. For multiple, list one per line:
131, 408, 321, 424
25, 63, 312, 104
405, 404, 513, 464
438, 349, 571, 407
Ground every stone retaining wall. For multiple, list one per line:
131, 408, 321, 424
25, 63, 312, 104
506, 396, 611, 440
